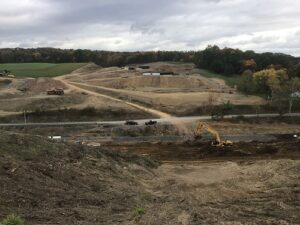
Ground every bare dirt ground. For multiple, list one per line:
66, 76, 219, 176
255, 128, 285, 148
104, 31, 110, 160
60, 62, 264, 116
0, 77, 152, 120
56, 76, 171, 118
0, 131, 299, 225
145, 159, 300, 225
42, 118, 300, 147
1, 63, 299, 225
1, 62, 264, 118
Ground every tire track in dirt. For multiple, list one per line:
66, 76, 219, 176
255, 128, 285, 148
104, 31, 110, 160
56, 77, 194, 137
55, 77, 172, 118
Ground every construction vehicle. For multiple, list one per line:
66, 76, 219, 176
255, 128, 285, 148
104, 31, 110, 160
194, 121, 233, 147
47, 88, 64, 95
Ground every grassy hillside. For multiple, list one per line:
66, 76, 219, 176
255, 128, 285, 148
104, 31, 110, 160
0, 131, 158, 224
197, 68, 241, 87
0, 63, 87, 77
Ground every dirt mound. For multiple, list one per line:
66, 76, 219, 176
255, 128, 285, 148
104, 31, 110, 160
72, 63, 101, 74
17, 77, 66, 93
95, 75, 204, 89
0, 131, 158, 225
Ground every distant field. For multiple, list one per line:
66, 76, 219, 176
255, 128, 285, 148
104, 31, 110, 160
0, 63, 87, 77
197, 69, 241, 87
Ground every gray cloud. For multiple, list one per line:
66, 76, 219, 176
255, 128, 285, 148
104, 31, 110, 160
0, 0, 300, 55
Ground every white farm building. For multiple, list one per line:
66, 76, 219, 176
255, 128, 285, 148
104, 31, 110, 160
143, 72, 161, 76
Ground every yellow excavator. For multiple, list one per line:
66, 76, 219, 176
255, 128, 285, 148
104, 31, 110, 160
194, 122, 233, 147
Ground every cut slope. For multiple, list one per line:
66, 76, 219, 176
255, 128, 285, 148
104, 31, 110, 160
71, 62, 101, 74
91, 75, 204, 89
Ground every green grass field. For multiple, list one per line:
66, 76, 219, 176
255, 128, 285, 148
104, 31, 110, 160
0, 63, 87, 78
197, 69, 241, 87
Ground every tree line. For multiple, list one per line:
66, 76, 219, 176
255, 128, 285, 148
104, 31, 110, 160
0, 48, 194, 67
1, 46, 299, 77
193, 45, 299, 76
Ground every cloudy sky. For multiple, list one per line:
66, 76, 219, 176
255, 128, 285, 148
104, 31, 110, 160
1, 0, 300, 55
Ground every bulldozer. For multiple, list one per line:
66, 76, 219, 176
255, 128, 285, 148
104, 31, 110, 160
194, 121, 233, 147
47, 88, 64, 95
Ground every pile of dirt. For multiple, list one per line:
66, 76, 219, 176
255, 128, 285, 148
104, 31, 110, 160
17, 77, 66, 93
94, 75, 204, 89
72, 63, 101, 74
0, 131, 158, 225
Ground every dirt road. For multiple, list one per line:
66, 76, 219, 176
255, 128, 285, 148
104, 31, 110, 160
55, 77, 171, 118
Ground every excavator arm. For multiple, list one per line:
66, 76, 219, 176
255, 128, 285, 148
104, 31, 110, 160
194, 122, 232, 147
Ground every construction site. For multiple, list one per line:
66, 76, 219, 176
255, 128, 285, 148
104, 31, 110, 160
0, 62, 299, 225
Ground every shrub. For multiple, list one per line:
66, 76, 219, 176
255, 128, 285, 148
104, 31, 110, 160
1, 214, 25, 225
211, 101, 235, 120
134, 207, 145, 216
81, 107, 97, 116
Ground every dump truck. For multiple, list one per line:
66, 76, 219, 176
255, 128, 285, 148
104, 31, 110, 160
47, 88, 64, 95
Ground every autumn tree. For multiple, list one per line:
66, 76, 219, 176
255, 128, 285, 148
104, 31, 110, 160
254, 69, 300, 114
253, 68, 288, 100
241, 59, 257, 72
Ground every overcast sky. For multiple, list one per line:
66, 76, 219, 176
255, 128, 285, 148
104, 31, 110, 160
1, 0, 300, 55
